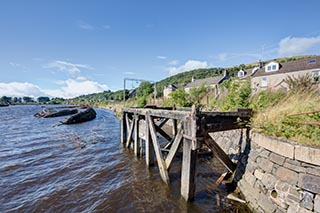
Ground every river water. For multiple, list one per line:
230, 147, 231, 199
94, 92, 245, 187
0, 105, 249, 212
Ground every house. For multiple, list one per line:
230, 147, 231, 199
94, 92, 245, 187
237, 61, 263, 80
163, 84, 179, 99
251, 56, 320, 93
184, 70, 229, 97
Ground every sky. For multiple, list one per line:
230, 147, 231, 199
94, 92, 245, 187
0, 0, 320, 99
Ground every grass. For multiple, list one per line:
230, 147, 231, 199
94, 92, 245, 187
252, 91, 320, 146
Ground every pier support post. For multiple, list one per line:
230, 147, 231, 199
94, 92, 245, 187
121, 111, 127, 144
145, 113, 154, 167
134, 114, 140, 156
181, 106, 198, 201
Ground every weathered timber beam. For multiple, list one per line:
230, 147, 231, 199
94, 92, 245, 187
204, 134, 236, 173
154, 124, 173, 142
181, 135, 197, 201
148, 115, 170, 184
158, 118, 169, 128
145, 114, 154, 167
126, 116, 135, 149
165, 127, 183, 170
121, 112, 127, 144
134, 114, 139, 156
124, 108, 191, 120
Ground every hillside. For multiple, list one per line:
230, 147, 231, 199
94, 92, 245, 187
68, 55, 316, 104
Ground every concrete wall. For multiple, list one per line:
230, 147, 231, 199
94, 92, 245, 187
210, 130, 320, 212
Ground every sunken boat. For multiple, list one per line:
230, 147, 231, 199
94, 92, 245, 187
0, 103, 9, 107
60, 107, 96, 124
34, 108, 78, 118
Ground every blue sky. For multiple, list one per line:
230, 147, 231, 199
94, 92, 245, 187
0, 0, 320, 98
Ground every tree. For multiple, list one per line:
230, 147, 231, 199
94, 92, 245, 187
23, 96, 34, 103
169, 88, 191, 107
37, 96, 50, 103
189, 84, 208, 104
137, 81, 154, 97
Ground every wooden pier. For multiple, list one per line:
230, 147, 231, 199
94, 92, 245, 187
120, 105, 252, 201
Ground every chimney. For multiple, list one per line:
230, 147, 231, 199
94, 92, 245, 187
259, 60, 263, 69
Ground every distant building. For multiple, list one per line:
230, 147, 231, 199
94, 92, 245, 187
184, 70, 229, 97
251, 56, 320, 93
163, 84, 179, 99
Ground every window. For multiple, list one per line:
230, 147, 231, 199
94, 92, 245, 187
265, 62, 279, 72
238, 71, 245, 78
312, 70, 320, 82
261, 77, 267, 87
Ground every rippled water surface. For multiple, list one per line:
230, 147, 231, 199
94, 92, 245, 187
0, 105, 249, 212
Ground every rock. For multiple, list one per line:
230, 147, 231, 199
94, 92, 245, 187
254, 169, 264, 180
275, 167, 298, 185
261, 174, 277, 190
270, 153, 285, 166
299, 173, 320, 194
300, 191, 314, 211
314, 194, 320, 213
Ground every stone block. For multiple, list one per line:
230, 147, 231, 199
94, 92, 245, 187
286, 186, 301, 204
315, 194, 320, 213
305, 165, 320, 176
252, 133, 294, 159
275, 167, 298, 185
270, 153, 286, 166
258, 193, 277, 213
255, 180, 267, 194
284, 161, 306, 173
256, 157, 274, 173
300, 191, 314, 211
260, 149, 271, 158
261, 174, 277, 190
286, 158, 301, 166
244, 172, 256, 186
295, 145, 320, 166
299, 174, 320, 194
254, 169, 264, 180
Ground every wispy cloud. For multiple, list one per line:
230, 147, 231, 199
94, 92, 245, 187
167, 60, 208, 75
9, 62, 20, 67
102, 25, 111, 30
168, 60, 179, 65
78, 21, 95, 30
157, 56, 167, 60
124, 71, 136, 75
278, 36, 320, 56
44, 60, 93, 75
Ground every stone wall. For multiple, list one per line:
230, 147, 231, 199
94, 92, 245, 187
210, 130, 320, 212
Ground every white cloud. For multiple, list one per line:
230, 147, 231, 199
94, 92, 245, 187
167, 60, 208, 75
78, 21, 95, 30
157, 56, 167, 60
102, 25, 111, 29
168, 60, 179, 65
0, 79, 108, 99
0, 82, 47, 98
45, 60, 93, 75
278, 36, 320, 56
9, 62, 20, 67
217, 53, 228, 62
44, 79, 108, 98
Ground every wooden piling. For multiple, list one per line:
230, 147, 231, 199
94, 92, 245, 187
134, 113, 140, 156
121, 111, 127, 144
145, 113, 155, 167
